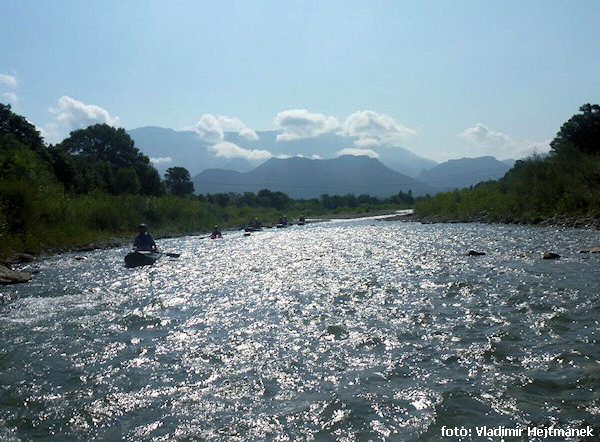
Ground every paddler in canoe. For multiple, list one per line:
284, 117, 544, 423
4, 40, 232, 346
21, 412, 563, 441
277, 215, 288, 228
133, 223, 158, 252
245, 217, 262, 232
211, 225, 223, 239
125, 223, 162, 267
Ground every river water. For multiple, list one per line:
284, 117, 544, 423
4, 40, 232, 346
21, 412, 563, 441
1, 219, 599, 441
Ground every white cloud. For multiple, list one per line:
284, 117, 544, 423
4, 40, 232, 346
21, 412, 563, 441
336, 147, 380, 158
38, 96, 120, 144
275, 109, 340, 141
1, 74, 19, 107
195, 114, 224, 143
150, 157, 173, 165
342, 110, 416, 147
0, 74, 17, 88
459, 123, 511, 147
208, 141, 272, 160
457, 123, 550, 159
2, 92, 18, 105
195, 114, 258, 142
292, 153, 324, 160
515, 140, 551, 158
216, 115, 259, 140
49, 95, 120, 132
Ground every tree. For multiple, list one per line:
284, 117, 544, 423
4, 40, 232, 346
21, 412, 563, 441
57, 124, 164, 195
551, 103, 600, 155
164, 167, 194, 196
0, 103, 45, 153
115, 167, 141, 194
59, 124, 143, 167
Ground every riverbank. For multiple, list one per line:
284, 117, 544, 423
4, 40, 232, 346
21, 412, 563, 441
381, 211, 600, 230
0, 208, 404, 279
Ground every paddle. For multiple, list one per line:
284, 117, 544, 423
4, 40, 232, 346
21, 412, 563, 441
134, 249, 180, 258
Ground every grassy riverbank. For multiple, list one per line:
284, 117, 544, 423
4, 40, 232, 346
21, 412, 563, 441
1, 188, 410, 259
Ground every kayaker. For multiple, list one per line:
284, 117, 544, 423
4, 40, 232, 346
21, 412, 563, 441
133, 223, 158, 252
278, 215, 288, 226
211, 225, 222, 238
299, 215, 306, 224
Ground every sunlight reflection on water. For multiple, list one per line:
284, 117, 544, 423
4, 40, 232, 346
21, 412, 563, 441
1, 220, 599, 440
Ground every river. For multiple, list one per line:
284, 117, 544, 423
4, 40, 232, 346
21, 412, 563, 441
1, 219, 599, 441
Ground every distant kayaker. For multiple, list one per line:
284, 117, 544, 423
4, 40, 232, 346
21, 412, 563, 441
278, 215, 288, 226
211, 225, 222, 239
299, 215, 306, 224
133, 223, 158, 252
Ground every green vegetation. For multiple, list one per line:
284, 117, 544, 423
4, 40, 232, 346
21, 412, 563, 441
415, 104, 600, 223
0, 104, 412, 257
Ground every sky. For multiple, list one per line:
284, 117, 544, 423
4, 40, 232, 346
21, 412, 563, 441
1, 0, 599, 162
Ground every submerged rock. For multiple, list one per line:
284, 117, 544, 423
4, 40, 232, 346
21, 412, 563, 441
0, 265, 32, 285
542, 252, 560, 260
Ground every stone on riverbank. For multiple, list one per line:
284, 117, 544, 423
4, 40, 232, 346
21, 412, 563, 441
580, 246, 600, 253
542, 252, 560, 260
0, 265, 32, 285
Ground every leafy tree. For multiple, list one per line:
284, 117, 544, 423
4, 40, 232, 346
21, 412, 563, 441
115, 167, 141, 194
59, 124, 143, 167
164, 166, 194, 196
136, 161, 164, 196
0, 103, 45, 153
551, 103, 600, 155
256, 189, 290, 210
57, 124, 163, 195
209, 193, 230, 207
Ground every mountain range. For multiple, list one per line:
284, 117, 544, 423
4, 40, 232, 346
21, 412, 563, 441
127, 126, 437, 177
128, 126, 513, 197
193, 155, 437, 199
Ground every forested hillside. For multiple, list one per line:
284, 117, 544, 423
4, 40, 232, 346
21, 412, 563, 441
414, 104, 600, 225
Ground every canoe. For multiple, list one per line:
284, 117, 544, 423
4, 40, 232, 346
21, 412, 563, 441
276, 223, 288, 228
210, 233, 223, 239
125, 251, 163, 267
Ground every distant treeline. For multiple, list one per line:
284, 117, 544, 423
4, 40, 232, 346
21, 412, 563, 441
414, 104, 600, 223
0, 104, 412, 256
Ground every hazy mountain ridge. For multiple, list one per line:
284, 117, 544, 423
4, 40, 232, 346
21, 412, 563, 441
128, 126, 437, 177
417, 156, 511, 191
193, 155, 436, 198
129, 127, 514, 196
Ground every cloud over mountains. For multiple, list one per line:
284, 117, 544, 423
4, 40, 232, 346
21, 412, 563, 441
275, 109, 340, 141
273, 108, 417, 149
342, 110, 417, 147
459, 123, 550, 158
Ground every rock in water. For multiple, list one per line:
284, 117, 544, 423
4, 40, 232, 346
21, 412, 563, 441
580, 246, 600, 253
467, 250, 486, 256
542, 252, 560, 260
0, 265, 32, 285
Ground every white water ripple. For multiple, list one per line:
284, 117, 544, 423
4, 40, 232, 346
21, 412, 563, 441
1, 220, 599, 440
